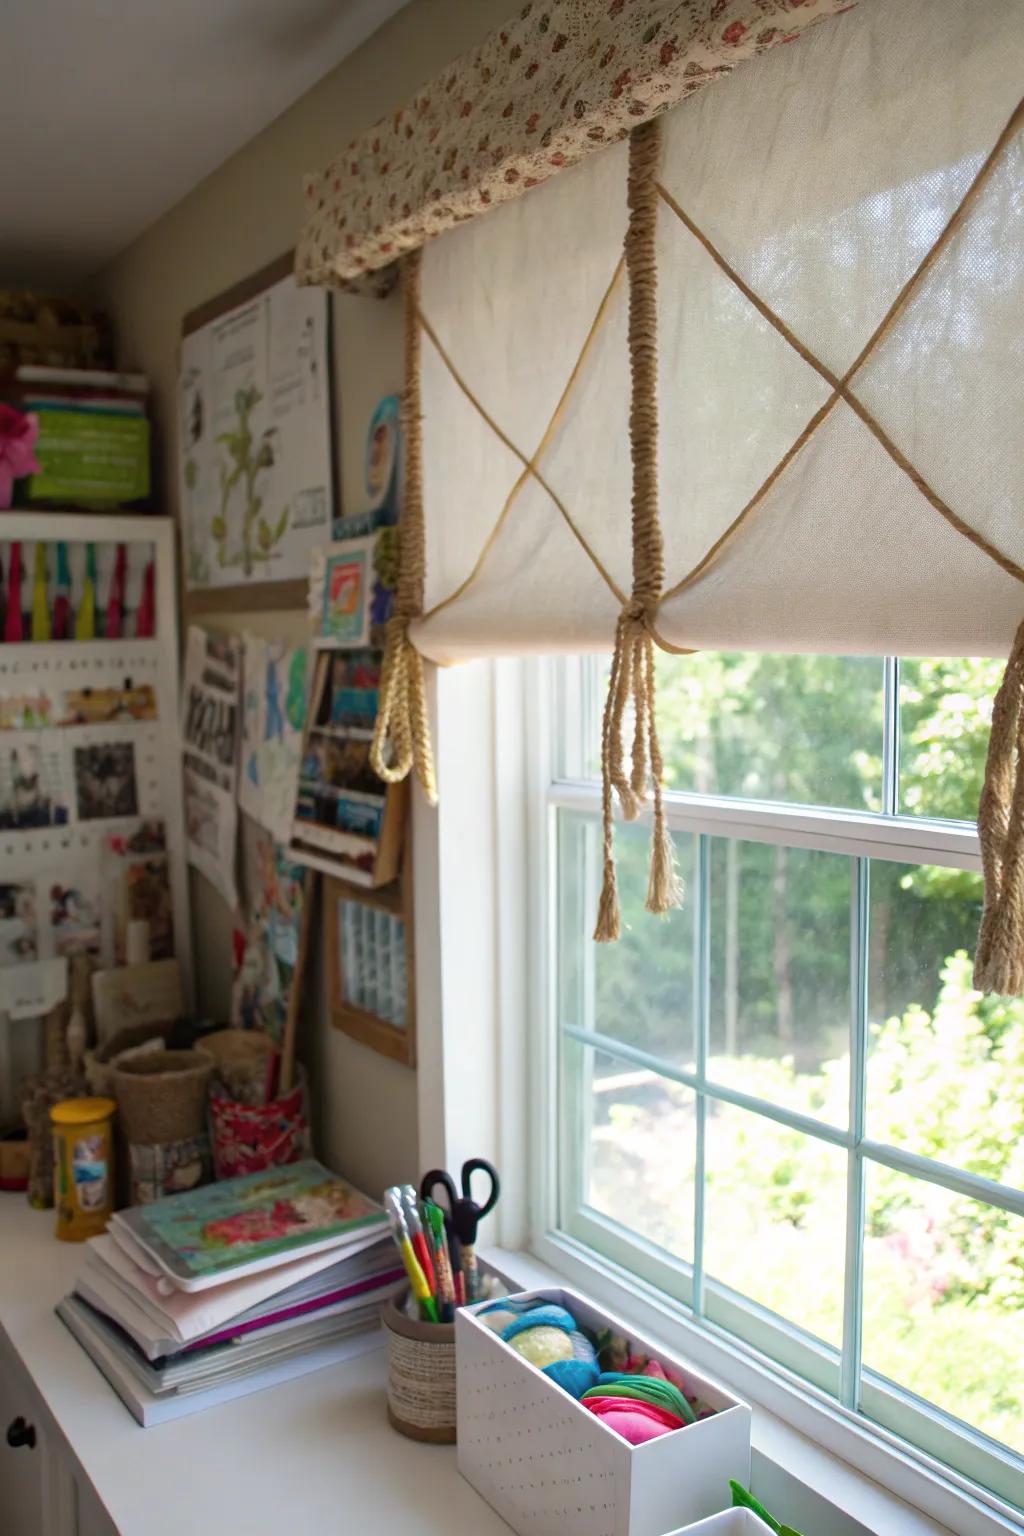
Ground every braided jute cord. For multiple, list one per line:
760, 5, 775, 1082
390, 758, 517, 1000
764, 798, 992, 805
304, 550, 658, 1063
371, 248, 438, 805
594, 115, 681, 943
976, 618, 1024, 995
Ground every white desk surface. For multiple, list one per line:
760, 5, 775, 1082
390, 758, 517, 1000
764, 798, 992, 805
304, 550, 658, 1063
0, 1193, 512, 1536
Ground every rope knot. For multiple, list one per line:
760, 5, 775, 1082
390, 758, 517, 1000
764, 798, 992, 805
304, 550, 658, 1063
370, 615, 437, 805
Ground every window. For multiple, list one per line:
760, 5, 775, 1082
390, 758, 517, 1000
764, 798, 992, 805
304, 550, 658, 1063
545, 651, 1024, 1512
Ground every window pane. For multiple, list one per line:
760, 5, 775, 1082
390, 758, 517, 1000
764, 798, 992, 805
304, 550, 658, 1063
651, 651, 884, 811
709, 840, 851, 1126
865, 864, 1021, 1181
898, 657, 1000, 821
863, 1165, 1024, 1456
703, 1103, 846, 1349
564, 1039, 696, 1265
558, 810, 697, 1072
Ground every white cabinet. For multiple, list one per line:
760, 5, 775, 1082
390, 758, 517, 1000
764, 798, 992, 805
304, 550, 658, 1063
0, 1336, 47, 1536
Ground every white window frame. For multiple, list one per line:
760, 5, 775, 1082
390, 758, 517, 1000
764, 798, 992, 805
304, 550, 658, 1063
518, 653, 1024, 1536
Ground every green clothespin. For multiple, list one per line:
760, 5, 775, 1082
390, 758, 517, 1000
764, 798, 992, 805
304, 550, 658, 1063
76, 542, 97, 639
730, 1481, 804, 1536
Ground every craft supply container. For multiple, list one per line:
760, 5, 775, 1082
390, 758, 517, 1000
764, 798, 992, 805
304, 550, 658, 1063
663, 1512, 764, 1534
50, 1097, 116, 1240
383, 1292, 456, 1443
111, 1049, 213, 1203
456, 1287, 751, 1536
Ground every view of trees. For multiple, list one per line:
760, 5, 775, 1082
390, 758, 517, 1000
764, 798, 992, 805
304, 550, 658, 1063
566, 652, 1023, 1459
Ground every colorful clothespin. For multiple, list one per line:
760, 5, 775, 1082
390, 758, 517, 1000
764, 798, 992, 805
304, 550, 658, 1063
136, 553, 156, 637
52, 541, 72, 640
5, 541, 24, 642
75, 542, 97, 640
105, 542, 127, 639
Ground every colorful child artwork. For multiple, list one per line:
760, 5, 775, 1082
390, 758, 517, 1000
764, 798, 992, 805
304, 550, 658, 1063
61, 682, 157, 725
309, 531, 397, 650
0, 691, 56, 730
332, 394, 401, 541
232, 826, 307, 1041
178, 273, 332, 592
328, 649, 381, 733
116, 1158, 385, 1282
49, 875, 102, 958
180, 626, 241, 909
238, 636, 308, 843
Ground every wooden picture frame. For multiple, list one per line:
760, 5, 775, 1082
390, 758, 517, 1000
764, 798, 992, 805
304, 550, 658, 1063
324, 858, 416, 1067
179, 252, 336, 615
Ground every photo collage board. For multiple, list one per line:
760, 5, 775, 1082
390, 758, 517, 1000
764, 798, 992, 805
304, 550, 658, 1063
0, 639, 177, 1018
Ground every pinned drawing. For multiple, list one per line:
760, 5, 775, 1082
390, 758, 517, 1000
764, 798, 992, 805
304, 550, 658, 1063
179, 261, 332, 593
238, 636, 307, 843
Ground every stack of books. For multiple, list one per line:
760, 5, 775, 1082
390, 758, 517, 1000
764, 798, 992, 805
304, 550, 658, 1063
9, 364, 150, 507
56, 1160, 404, 1425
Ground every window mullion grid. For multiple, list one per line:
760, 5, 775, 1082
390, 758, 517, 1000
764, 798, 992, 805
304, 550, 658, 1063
692, 832, 710, 1319
840, 855, 869, 1410
881, 655, 901, 818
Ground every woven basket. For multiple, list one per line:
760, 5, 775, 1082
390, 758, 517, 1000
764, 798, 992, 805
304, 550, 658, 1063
198, 1029, 276, 1106
383, 1293, 456, 1443
111, 1049, 214, 1203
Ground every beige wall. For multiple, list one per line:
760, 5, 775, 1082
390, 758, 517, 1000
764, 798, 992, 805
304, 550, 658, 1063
92, 0, 512, 1197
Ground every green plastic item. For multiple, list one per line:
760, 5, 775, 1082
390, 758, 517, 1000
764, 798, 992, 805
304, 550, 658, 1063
582, 1374, 696, 1425
729, 1480, 804, 1536
29, 410, 150, 504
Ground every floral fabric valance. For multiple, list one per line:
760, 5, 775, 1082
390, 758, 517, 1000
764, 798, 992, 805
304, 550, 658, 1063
296, 0, 856, 293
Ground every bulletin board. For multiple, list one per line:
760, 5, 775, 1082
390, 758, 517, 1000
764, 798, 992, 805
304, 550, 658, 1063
178, 252, 335, 614
0, 513, 193, 1015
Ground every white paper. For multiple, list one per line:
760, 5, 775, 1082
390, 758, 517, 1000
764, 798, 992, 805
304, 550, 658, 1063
238, 636, 307, 842
179, 275, 332, 591
180, 626, 241, 909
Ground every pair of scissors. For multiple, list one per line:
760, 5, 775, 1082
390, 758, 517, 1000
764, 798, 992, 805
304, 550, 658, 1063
419, 1158, 500, 1303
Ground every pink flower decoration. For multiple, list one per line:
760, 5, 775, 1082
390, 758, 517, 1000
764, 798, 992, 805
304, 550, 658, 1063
0, 404, 41, 509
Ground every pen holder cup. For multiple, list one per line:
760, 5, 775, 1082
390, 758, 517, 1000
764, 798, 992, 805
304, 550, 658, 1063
383, 1292, 456, 1444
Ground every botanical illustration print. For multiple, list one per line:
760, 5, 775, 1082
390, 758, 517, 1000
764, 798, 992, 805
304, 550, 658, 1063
297, 0, 857, 291
179, 276, 332, 592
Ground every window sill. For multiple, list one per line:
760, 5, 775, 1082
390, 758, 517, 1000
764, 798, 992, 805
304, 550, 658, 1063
481, 1239, 1022, 1536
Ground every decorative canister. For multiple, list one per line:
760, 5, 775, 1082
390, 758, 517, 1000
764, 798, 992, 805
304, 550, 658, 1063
50, 1097, 116, 1240
111, 1049, 214, 1203
383, 1292, 456, 1443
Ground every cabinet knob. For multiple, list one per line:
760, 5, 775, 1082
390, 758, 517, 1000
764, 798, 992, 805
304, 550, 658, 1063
6, 1416, 36, 1450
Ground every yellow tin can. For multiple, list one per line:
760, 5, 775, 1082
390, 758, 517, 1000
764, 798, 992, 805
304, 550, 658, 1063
50, 1098, 116, 1241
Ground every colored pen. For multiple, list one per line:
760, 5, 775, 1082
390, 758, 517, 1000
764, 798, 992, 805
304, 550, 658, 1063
446, 1222, 466, 1308
384, 1188, 439, 1324
423, 1198, 456, 1323
400, 1184, 437, 1297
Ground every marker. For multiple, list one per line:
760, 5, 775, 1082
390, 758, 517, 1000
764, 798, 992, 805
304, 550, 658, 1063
384, 1188, 439, 1324
423, 1198, 456, 1323
400, 1184, 436, 1297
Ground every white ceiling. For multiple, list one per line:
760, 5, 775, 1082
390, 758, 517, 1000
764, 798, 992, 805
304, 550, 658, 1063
0, 0, 409, 291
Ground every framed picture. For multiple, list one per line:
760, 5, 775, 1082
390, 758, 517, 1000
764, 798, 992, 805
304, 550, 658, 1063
178, 253, 334, 611
323, 870, 415, 1068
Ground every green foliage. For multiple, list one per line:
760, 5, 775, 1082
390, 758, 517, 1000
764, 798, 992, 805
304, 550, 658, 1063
580, 649, 1024, 1453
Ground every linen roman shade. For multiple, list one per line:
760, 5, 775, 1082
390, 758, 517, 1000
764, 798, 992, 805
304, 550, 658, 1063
297, 0, 1024, 980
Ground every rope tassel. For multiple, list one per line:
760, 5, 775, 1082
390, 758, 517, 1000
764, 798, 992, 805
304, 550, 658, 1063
593, 117, 681, 943
370, 248, 438, 807
975, 617, 1024, 995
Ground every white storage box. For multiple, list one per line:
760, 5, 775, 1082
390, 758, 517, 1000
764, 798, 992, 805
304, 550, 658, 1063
456, 1287, 751, 1536
666, 1511, 764, 1534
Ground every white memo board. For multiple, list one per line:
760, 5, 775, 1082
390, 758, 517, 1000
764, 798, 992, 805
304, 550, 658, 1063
0, 512, 193, 1015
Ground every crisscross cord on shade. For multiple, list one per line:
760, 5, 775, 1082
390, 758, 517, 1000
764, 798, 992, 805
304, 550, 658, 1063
370, 248, 438, 804
651, 93, 1024, 992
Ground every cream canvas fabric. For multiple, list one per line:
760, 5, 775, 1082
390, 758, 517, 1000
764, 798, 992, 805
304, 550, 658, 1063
411, 0, 1024, 664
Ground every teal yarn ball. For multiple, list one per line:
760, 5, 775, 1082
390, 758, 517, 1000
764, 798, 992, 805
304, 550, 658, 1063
543, 1358, 601, 1400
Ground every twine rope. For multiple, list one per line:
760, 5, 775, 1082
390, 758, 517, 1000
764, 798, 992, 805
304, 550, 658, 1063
594, 116, 681, 943
371, 248, 439, 804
